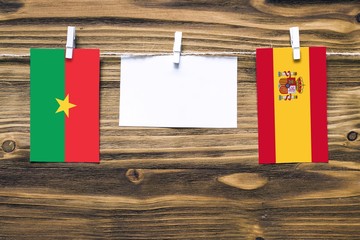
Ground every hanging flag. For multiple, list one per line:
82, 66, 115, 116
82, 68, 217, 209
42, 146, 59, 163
256, 47, 328, 164
30, 49, 100, 163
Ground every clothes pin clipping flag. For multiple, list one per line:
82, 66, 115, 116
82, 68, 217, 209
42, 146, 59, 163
66, 26, 75, 59
290, 27, 300, 60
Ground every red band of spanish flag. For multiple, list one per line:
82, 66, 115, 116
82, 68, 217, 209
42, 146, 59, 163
256, 47, 328, 164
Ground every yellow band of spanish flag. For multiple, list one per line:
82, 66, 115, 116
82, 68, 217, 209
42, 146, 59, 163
273, 48, 311, 163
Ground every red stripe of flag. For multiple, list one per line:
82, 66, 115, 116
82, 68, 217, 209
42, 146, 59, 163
309, 47, 328, 162
256, 48, 276, 164
65, 49, 100, 163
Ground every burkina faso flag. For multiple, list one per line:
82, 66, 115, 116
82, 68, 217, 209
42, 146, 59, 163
30, 49, 100, 163
256, 47, 328, 164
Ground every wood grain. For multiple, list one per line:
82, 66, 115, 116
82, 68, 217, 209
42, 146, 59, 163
0, 0, 359, 239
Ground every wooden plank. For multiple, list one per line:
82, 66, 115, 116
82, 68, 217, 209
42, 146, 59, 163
0, 0, 359, 239
0, 165, 359, 239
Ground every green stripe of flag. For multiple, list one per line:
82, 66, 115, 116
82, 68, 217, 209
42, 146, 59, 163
30, 49, 65, 162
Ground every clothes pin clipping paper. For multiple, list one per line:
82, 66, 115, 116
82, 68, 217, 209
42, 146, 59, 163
173, 31, 182, 64
290, 27, 300, 60
66, 26, 76, 59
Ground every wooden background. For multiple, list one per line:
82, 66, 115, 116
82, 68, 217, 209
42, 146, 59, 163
1, 0, 359, 239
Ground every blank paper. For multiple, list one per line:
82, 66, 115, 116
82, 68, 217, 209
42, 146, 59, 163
119, 55, 237, 128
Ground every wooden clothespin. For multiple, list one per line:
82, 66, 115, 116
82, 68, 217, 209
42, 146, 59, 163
173, 31, 182, 64
290, 27, 300, 60
66, 26, 76, 59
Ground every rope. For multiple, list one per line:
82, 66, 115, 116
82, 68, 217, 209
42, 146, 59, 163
0, 51, 359, 58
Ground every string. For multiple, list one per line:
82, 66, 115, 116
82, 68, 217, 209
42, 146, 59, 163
102, 51, 257, 57
0, 51, 359, 58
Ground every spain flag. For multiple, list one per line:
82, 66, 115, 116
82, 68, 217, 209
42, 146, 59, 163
256, 47, 328, 164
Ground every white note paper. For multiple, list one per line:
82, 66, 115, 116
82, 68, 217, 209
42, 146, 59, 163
119, 55, 237, 128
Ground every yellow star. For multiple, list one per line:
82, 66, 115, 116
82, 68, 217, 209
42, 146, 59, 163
55, 94, 76, 117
